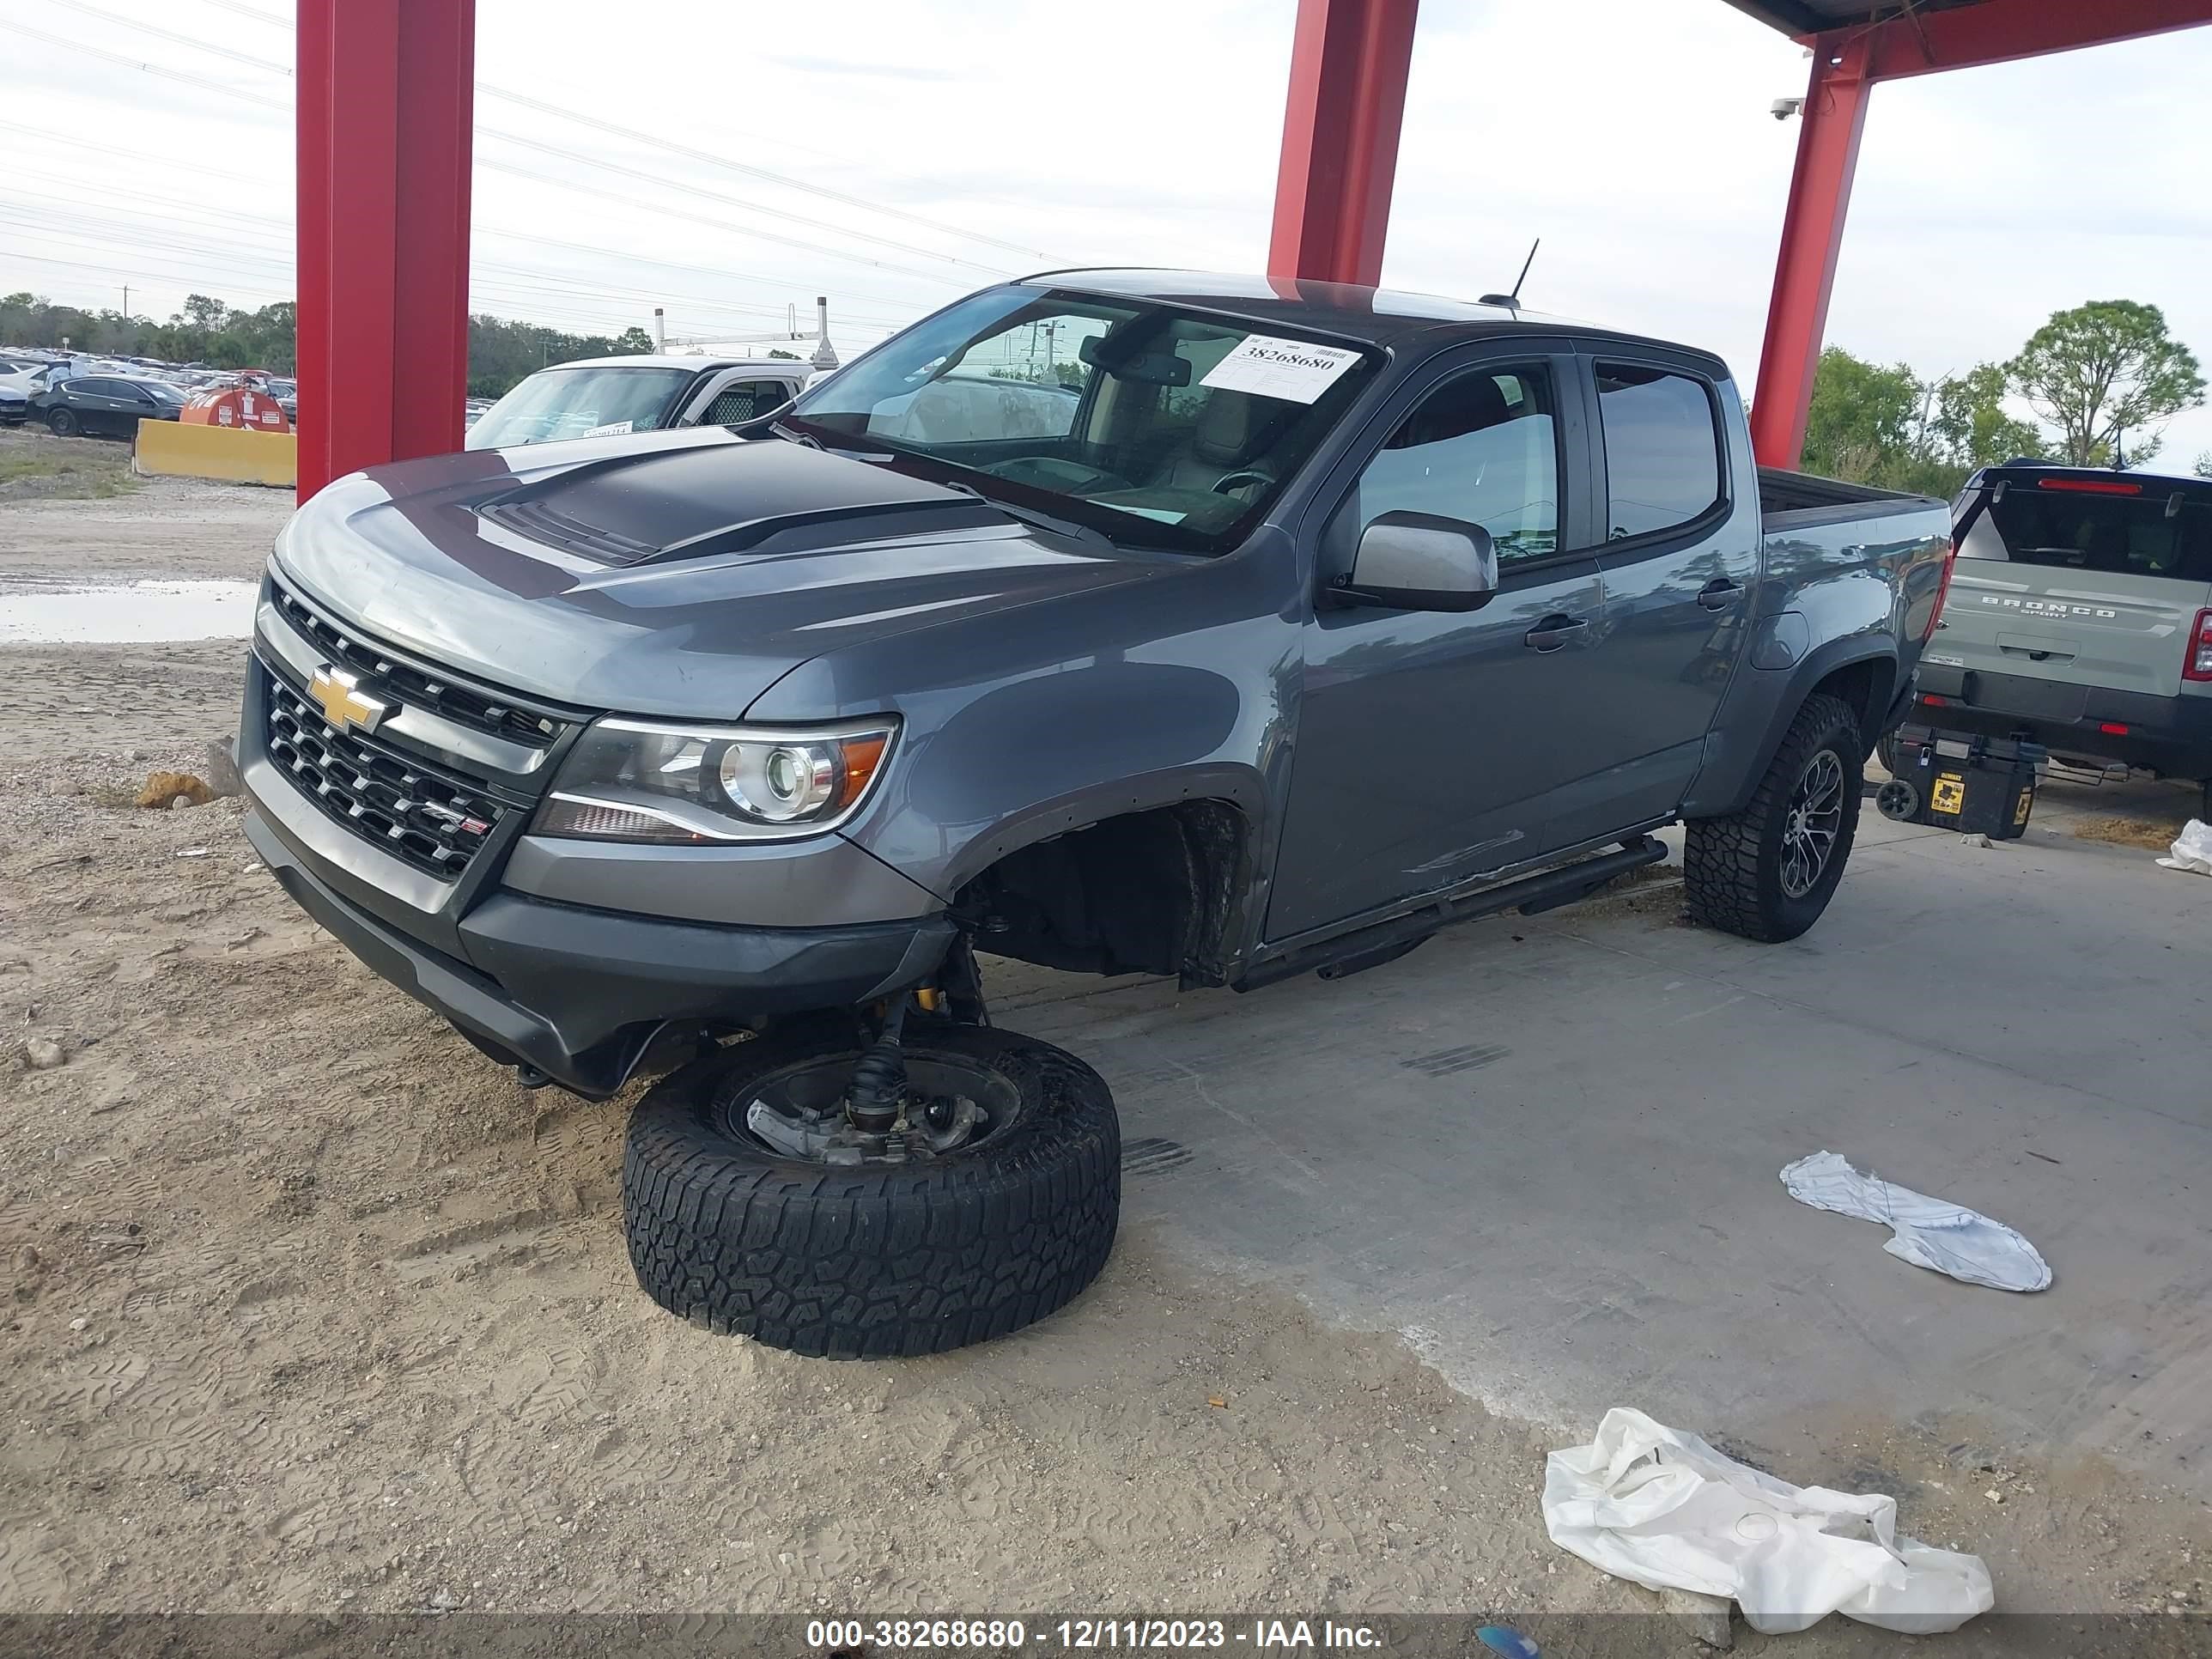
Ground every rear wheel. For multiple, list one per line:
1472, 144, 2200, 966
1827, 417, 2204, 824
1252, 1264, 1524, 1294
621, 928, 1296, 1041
46, 407, 78, 438
1685, 693, 1864, 943
623, 1022, 1120, 1358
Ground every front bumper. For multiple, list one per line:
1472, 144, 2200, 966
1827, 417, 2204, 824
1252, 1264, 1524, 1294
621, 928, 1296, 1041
239, 596, 953, 1098
246, 810, 954, 1098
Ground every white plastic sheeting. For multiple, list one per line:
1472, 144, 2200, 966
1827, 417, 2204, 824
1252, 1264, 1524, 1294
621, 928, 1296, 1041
2156, 818, 2212, 876
1780, 1151, 2051, 1292
1544, 1408, 1995, 1636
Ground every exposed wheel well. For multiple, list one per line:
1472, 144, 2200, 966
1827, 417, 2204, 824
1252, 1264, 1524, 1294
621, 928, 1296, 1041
1810, 656, 1896, 753
952, 801, 1249, 986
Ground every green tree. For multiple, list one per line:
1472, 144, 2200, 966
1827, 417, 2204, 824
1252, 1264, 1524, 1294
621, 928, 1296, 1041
1801, 348, 1923, 485
2195, 452, 2212, 480
1929, 362, 2042, 471
612, 325, 655, 355
2007, 300, 2205, 468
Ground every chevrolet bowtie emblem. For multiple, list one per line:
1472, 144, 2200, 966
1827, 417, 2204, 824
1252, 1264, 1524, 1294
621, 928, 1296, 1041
307, 665, 387, 734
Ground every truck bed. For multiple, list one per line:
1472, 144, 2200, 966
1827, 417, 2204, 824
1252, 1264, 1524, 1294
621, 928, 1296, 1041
1759, 465, 1942, 529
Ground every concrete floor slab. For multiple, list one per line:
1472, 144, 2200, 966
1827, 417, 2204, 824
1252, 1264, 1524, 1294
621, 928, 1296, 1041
998, 776, 2212, 1498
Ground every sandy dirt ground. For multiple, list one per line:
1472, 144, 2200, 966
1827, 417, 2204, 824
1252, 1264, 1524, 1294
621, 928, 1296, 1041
1, 449, 2206, 1652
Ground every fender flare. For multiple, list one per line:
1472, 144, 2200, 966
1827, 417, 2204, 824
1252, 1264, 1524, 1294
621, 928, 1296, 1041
1692, 639, 1899, 818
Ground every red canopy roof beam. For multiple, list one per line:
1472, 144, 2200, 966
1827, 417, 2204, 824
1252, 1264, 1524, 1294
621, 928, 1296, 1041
295, 0, 477, 501
1860, 0, 2212, 79
1751, 0, 2212, 467
1747, 33, 1872, 469
1267, 0, 1421, 288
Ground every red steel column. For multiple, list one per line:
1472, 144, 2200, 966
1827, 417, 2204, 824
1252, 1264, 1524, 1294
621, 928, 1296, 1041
1749, 34, 1872, 471
295, 0, 476, 501
1267, 0, 1420, 288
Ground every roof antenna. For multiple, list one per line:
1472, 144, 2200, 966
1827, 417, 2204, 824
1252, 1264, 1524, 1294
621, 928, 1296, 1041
1480, 239, 1540, 311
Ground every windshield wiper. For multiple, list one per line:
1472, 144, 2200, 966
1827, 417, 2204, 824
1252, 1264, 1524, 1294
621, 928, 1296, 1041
768, 417, 895, 463
939, 480, 1115, 551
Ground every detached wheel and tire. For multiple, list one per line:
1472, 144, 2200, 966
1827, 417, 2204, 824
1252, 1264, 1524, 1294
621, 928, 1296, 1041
623, 1023, 1120, 1358
1685, 692, 1863, 943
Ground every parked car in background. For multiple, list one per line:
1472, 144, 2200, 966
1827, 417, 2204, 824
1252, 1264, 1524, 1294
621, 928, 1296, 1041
31, 374, 187, 438
0, 385, 26, 426
1, 359, 59, 398
465, 355, 810, 451
1899, 460, 2212, 814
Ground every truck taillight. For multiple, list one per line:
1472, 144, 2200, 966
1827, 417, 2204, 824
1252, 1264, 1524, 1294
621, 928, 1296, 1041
2186, 609, 2212, 684
1923, 538, 1960, 643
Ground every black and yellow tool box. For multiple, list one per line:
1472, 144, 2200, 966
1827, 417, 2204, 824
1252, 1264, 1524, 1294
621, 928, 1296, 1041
1876, 725, 2045, 839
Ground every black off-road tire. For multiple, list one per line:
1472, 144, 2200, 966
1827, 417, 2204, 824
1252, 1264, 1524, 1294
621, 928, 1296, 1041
623, 1024, 1120, 1358
1684, 692, 1864, 944
1874, 730, 1903, 779
46, 406, 79, 438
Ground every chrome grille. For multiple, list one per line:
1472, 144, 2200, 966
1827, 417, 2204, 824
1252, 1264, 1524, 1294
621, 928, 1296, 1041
264, 673, 507, 880
270, 580, 570, 747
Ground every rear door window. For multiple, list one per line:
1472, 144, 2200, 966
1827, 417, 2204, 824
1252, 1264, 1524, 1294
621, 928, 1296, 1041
1594, 364, 1723, 541
1972, 482, 2212, 582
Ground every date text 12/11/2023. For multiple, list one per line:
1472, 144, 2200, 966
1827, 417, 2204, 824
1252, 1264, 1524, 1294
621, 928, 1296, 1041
805, 1620, 1385, 1650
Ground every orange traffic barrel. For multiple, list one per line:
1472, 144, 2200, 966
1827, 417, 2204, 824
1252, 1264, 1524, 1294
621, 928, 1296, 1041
181, 384, 292, 435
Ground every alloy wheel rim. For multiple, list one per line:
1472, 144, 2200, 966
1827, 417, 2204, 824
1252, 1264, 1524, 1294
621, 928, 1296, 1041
1780, 748, 1845, 899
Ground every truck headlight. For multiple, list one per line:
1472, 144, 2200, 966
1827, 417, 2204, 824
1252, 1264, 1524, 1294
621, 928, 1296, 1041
532, 716, 897, 843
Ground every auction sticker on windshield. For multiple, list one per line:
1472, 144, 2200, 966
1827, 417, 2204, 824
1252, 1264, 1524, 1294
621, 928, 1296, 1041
1200, 336, 1363, 404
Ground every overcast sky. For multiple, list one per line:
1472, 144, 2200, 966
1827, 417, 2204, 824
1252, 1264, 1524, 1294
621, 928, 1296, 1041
6, 0, 2211, 465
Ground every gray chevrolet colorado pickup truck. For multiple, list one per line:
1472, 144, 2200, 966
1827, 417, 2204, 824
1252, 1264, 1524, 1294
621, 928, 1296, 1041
240, 270, 1954, 1357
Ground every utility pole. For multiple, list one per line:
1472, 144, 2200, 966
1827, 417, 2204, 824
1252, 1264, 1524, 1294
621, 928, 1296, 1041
120, 284, 130, 319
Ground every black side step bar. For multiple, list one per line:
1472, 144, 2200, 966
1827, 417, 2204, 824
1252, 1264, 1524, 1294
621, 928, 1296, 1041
1233, 836, 1668, 993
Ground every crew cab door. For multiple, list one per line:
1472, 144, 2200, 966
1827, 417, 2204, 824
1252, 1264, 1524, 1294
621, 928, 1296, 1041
1267, 343, 1614, 941
1582, 353, 1759, 819
72, 379, 130, 436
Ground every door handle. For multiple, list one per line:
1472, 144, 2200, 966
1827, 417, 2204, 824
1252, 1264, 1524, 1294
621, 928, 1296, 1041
1697, 579, 1743, 611
1523, 615, 1589, 652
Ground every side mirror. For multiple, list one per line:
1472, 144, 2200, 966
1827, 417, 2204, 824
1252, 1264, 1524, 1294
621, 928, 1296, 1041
1336, 511, 1498, 611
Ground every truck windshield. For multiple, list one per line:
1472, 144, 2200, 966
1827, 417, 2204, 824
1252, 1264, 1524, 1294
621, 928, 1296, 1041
784, 287, 1380, 552
466, 365, 694, 451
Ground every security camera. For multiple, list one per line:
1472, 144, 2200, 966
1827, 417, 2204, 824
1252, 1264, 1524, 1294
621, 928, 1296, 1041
1771, 96, 1804, 120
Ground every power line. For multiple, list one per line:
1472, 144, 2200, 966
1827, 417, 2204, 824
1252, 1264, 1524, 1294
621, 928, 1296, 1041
0, 116, 273, 187
0, 18, 289, 112
0, 195, 915, 338
5, 248, 731, 341
5, 20, 991, 289
476, 126, 1013, 277
478, 156, 975, 287
0, 138, 922, 319
49, 0, 1046, 266
176, 0, 1050, 260
46, 0, 290, 76
476, 87, 1044, 262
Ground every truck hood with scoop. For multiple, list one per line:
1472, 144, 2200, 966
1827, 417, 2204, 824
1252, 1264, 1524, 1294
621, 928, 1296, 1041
271, 426, 1171, 717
